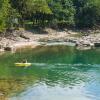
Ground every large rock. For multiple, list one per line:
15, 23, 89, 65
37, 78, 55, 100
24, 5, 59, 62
94, 43, 100, 47
4, 47, 12, 51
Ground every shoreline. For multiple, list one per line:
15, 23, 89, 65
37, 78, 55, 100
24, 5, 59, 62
0, 28, 100, 53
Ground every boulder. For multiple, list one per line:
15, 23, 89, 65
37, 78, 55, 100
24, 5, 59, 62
94, 43, 100, 47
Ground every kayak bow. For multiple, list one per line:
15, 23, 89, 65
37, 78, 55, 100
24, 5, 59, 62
15, 63, 32, 67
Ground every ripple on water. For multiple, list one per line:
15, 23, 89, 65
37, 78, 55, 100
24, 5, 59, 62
10, 82, 95, 100
8, 63, 100, 100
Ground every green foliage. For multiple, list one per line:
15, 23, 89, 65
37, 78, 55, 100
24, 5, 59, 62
10, 0, 52, 26
49, 0, 75, 26
27, 0, 52, 14
0, 0, 100, 31
73, 0, 100, 27
6, 8, 20, 29
0, 0, 11, 31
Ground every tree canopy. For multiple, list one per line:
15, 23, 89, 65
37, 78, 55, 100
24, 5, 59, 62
0, 0, 100, 31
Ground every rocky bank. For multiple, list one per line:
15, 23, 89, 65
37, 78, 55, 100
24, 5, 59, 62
0, 28, 100, 52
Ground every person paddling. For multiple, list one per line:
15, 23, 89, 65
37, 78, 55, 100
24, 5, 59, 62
22, 59, 27, 63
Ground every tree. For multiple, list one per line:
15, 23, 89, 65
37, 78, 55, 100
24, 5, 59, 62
10, 0, 52, 26
0, 0, 11, 31
29, 0, 52, 26
73, 0, 100, 27
49, 0, 75, 27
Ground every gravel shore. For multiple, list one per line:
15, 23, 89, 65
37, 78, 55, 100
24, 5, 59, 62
0, 28, 100, 52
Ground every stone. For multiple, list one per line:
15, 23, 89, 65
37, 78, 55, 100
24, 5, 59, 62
94, 43, 100, 47
4, 47, 12, 51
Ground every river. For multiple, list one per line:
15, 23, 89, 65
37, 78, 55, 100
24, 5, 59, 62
0, 46, 100, 100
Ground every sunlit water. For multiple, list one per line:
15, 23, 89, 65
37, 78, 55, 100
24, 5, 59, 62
0, 46, 100, 100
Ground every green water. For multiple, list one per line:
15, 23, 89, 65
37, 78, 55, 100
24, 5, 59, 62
0, 46, 100, 100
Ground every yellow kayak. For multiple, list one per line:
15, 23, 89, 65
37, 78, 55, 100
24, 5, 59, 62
15, 63, 32, 67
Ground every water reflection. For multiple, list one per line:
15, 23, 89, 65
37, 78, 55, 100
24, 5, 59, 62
10, 83, 93, 100
0, 46, 100, 100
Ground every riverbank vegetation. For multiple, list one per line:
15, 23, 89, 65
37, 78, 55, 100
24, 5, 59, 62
0, 0, 100, 32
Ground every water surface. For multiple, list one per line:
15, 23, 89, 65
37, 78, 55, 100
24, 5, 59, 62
0, 46, 100, 100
